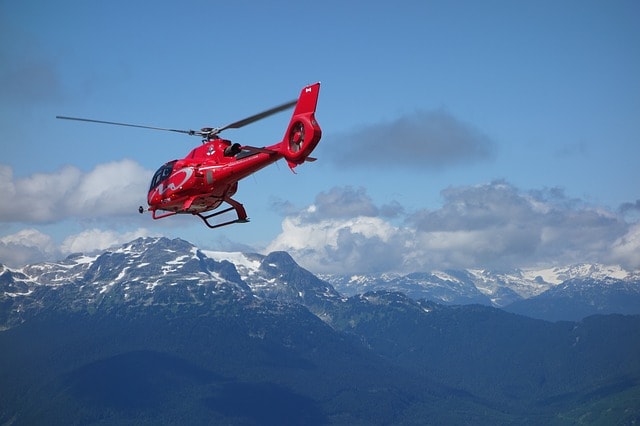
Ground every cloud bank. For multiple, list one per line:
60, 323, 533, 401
0, 159, 152, 223
267, 182, 640, 274
1, 161, 638, 274
0, 227, 155, 268
0, 229, 59, 267
0, 159, 156, 267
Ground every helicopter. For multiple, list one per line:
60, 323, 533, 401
57, 82, 321, 229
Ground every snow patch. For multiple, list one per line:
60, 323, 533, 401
202, 251, 261, 272
115, 267, 129, 281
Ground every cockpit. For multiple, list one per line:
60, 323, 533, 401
149, 160, 176, 191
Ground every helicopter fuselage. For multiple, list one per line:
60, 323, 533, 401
145, 82, 322, 228
147, 138, 282, 221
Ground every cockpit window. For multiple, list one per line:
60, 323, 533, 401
150, 161, 176, 191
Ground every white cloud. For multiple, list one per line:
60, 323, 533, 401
0, 227, 156, 267
60, 228, 155, 254
0, 160, 152, 224
267, 215, 405, 274
269, 215, 396, 251
267, 183, 638, 274
0, 228, 59, 267
609, 223, 640, 270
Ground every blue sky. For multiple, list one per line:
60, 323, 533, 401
2, 0, 639, 273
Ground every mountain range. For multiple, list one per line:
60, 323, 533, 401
3, 237, 639, 327
1, 237, 639, 424
321, 263, 640, 321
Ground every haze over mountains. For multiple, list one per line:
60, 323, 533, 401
1, 237, 639, 424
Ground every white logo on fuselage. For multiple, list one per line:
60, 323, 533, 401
151, 167, 194, 198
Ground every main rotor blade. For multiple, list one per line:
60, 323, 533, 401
214, 99, 297, 135
56, 116, 195, 135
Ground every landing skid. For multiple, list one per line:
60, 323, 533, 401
195, 197, 249, 229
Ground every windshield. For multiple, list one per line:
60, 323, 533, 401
149, 161, 176, 191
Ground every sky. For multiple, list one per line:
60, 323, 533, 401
1, 0, 639, 274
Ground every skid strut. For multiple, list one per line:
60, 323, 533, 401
196, 197, 249, 229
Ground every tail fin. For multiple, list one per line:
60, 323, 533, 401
281, 82, 322, 169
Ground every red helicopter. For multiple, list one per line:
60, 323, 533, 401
58, 82, 322, 228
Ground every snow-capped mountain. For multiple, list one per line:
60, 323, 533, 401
202, 249, 341, 308
0, 237, 339, 330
